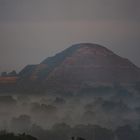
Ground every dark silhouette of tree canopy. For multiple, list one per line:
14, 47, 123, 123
0, 131, 38, 140
71, 136, 86, 140
76, 137, 86, 140
1, 72, 7, 77
2, 123, 140, 140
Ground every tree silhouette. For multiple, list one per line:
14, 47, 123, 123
0, 131, 38, 140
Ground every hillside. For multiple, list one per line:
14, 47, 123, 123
1, 43, 140, 93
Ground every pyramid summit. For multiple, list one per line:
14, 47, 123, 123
42, 43, 115, 64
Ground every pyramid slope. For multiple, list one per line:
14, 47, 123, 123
11, 43, 139, 93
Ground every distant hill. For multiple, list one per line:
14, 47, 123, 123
1, 43, 140, 93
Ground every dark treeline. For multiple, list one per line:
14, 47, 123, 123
1, 123, 140, 140
0, 130, 37, 140
26, 123, 140, 140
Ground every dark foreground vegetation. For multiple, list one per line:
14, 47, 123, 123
1, 123, 140, 140
0, 131, 37, 140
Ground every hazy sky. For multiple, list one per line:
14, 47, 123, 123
0, 0, 140, 72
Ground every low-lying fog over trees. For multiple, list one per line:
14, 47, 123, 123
0, 84, 140, 139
